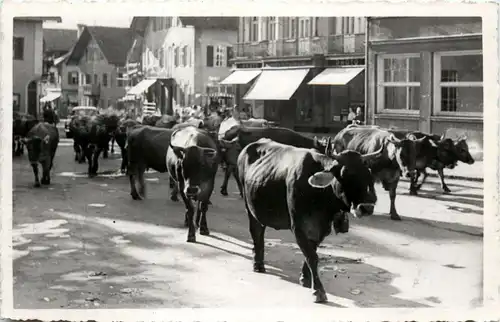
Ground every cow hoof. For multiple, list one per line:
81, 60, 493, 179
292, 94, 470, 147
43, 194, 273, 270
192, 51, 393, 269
390, 214, 402, 221
313, 290, 328, 303
120, 168, 126, 174
33, 182, 41, 188
200, 227, 210, 236
253, 263, 266, 273
171, 194, 179, 202
131, 191, 141, 200
41, 178, 50, 185
220, 189, 228, 196
207, 200, 213, 206
299, 274, 311, 288
409, 189, 418, 196
187, 236, 196, 243
443, 187, 451, 194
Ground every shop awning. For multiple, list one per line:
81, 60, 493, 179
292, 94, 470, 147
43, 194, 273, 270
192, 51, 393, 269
126, 78, 157, 96
40, 92, 61, 103
220, 70, 262, 85
308, 67, 364, 86
243, 69, 310, 100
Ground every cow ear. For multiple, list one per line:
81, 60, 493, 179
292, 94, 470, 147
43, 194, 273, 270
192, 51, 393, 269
308, 171, 335, 189
43, 134, 50, 144
202, 148, 217, 159
170, 144, 185, 159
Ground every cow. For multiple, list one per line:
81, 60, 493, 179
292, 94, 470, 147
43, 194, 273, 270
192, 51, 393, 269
69, 114, 92, 164
21, 122, 59, 187
155, 115, 179, 129
127, 126, 176, 200
42, 108, 59, 125
13, 112, 39, 156
404, 132, 474, 194
332, 126, 420, 221
142, 115, 162, 126
114, 119, 142, 173
167, 126, 219, 242
218, 126, 328, 197
238, 137, 382, 303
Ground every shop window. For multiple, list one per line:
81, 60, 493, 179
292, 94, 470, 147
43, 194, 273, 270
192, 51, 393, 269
13, 37, 24, 60
296, 92, 313, 122
433, 50, 483, 116
376, 54, 421, 113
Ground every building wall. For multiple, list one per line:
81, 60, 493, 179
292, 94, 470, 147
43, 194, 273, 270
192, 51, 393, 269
60, 63, 80, 108
13, 19, 43, 114
366, 17, 483, 160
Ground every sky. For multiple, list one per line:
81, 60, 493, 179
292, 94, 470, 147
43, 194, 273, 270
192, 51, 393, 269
43, 16, 133, 30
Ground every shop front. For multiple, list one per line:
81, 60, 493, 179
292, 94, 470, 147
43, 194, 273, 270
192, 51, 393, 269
366, 17, 483, 159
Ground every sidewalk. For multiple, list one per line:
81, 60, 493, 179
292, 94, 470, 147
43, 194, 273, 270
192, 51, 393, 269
299, 132, 483, 182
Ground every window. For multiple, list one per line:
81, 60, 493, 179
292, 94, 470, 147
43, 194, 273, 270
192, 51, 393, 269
13, 93, 20, 112
267, 17, 277, 41
297, 92, 314, 122
85, 74, 91, 85
159, 48, 165, 68
215, 45, 225, 67
13, 37, 24, 60
433, 50, 483, 115
283, 17, 290, 38
103, 73, 108, 87
290, 18, 297, 38
226, 46, 233, 67
68, 71, 79, 85
313, 17, 319, 37
299, 18, 311, 38
376, 54, 421, 112
250, 17, 259, 42
181, 46, 188, 67
206, 45, 214, 67
94, 74, 98, 85
117, 73, 124, 87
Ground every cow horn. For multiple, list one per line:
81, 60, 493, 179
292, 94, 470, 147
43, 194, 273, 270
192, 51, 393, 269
361, 145, 384, 163
387, 133, 401, 144
440, 133, 446, 141
325, 137, 333, 156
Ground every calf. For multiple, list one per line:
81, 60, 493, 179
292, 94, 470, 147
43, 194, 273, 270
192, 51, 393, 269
167, 126, 219, 242
333, 127, 419, 220
219, 126, 328, 197
127, 126, 176, 200
238, 137, 382, 303
22, 122, 59, 187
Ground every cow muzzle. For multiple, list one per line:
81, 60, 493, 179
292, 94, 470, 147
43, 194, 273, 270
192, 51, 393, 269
354, 203, 375, 217
185, 186, 201, 199
334, 212, 349, 234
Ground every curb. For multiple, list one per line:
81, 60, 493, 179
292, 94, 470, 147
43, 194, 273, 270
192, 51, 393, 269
426, 172, 483, 183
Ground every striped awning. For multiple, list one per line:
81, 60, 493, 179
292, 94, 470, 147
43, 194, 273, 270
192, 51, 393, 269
40, 92, 61, 103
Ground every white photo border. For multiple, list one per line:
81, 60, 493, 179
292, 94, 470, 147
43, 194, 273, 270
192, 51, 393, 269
1, 0, 499, 321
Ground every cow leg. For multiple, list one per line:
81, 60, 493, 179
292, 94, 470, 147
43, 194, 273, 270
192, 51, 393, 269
86, 145, 95, 177
198, 200, 210, 236
103, 143, 109, 159
299, 261, 312, 288
120, 147, 127, 174
388, 184, 401, 221
73, 141, 80, 162
110, 137, 115, 154
91, 147, 103, 176
293, 228, 327, 303
220, 166, 231, 196
248, 210, 266, 273
128, 165, 141, 200
169, 177, 179, 202
437, 168, 451, 193
231, 167, 244, 198
41, 161, 51, 185
415, 168, 429, 191
409, 170, 421, 196
31, 163, 41, 188
137, 166, 146, 198
179, 185, 196, 243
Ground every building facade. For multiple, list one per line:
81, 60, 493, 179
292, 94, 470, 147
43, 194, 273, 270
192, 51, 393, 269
63, 26, 134, 109
226, 17, 366, 132
127, 16, 238, 114
366, 17, 483, 159
13, 17, 61, 117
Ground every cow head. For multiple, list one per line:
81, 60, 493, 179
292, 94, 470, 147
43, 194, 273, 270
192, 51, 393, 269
386, 134, 417, 178
218, 136, 242, 166
454, 135, 475, 165
170, 143, 218, 200
308, 137, 382, 218
433, 137, 458, 169
21, 134, 51, 163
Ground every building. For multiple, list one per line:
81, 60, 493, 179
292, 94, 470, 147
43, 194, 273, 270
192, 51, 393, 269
40, 28, 78, 116
225, 17, 366, 132
62, 25, 135, 109
13, 17, 61, 117
126, 16, 238, 114
365, 17, 483, 159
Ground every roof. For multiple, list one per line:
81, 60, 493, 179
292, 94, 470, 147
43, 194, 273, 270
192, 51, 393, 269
15, 17, 62, 23
130, 16, 238, 36
67, 26, 135, 67
43, 28, 78, 53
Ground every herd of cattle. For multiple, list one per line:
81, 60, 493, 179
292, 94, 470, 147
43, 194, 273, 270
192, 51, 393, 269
12, 109, 475, 303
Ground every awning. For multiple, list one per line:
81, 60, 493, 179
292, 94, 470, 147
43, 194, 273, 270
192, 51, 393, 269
243, 69, 310, 100
40, 92, 61, 103
220, 70, 262, 85
126, 78, 157, 96
308, 67, 364, 86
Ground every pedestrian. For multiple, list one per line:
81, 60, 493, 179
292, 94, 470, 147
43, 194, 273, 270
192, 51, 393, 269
347, 107, 356, 125
218, 105, 241, 140
354, 106, 364, 125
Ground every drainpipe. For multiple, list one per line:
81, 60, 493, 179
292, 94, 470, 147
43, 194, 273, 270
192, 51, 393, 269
364, 17, 370, 125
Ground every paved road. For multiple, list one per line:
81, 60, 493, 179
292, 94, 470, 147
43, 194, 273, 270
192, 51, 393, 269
12, 138, 483, 309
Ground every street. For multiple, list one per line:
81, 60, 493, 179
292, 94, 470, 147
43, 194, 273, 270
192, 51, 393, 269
12, 138, 483, 309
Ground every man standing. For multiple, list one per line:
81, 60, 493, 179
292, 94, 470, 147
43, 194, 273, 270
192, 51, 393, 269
218, 105, 241, 140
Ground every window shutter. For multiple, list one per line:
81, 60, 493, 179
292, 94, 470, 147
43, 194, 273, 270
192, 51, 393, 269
206, 45, 214, 67
226, 46, 233, 67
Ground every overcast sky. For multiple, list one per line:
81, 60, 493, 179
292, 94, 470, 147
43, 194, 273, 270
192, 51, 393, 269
43, 16, 133, 30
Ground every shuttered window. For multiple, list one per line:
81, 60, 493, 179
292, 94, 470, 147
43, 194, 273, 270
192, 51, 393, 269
226, 46, 233, 67
206, 45, 214, 67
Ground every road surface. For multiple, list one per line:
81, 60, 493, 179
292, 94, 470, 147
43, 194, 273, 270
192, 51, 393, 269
12, 138, 483, 309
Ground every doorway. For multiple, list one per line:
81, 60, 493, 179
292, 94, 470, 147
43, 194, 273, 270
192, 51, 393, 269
27, 80, 38, 117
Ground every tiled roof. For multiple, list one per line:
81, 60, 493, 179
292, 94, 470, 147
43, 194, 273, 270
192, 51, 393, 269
179, 17, 238, 30
86, 26, 135, 66
43, 28, 78, 53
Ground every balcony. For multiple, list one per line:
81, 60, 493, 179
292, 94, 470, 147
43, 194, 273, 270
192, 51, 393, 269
83, 84, 101, 96
235, 34, 366, 60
